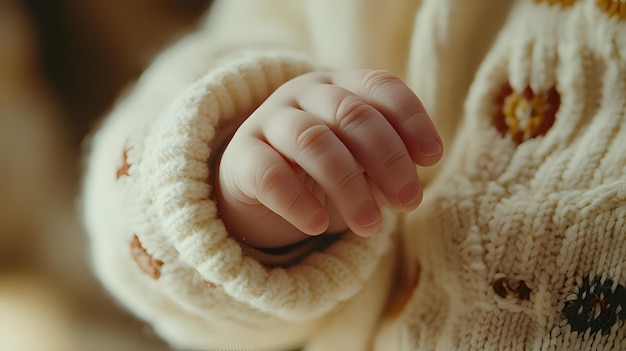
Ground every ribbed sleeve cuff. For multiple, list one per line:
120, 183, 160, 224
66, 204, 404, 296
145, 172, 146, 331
82, 50, 396, 348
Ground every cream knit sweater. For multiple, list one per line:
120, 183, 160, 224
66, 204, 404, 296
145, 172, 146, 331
81, 0, 626, 350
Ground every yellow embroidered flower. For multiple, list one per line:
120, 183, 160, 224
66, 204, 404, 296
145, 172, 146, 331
493, 84, 561, 145
597, 0, 626, 20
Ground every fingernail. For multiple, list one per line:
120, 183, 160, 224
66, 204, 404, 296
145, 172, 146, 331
420, 136, 443, 157
399, 182, 422, 207
310, 212, 329, 234
355, 199, 381, 229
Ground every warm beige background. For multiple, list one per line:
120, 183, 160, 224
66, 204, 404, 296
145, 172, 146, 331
0, 1, 209, 350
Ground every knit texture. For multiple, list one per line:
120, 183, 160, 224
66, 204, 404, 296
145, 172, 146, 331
81, 48, 397, 350
398, 1, 626, 349
81, 0, 626, 350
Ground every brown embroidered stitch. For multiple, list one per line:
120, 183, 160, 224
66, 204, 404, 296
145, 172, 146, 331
493, 277, 531, 301
493, 83, 560, 145
534, 0, 577, 8
204, 280, 219, 289
116, 148, 132, 179
131, 235, 163, 279
597, 0, 626, 20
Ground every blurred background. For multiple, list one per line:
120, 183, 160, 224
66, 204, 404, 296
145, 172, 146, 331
0, 1, 210, 350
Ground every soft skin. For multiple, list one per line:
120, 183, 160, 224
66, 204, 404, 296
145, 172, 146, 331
216, 69, 443, 248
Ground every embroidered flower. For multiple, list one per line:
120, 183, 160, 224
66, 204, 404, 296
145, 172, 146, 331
563, 275, 626, 335
131, 235, 164, 279
493, 83, 560, 145
204, 280, 219, 289
116, 147, 132, 179
534, 0, 577, 8
493, 277, 531, 301
597, 0, 626, 20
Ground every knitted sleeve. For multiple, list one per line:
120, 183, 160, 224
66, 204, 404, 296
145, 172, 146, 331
79, 5, 397, 351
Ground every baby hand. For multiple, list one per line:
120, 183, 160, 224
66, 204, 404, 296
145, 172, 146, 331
216, 70, 443, 248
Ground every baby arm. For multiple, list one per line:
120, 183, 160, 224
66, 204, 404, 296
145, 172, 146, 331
82, 48, 441, 350
216, 69, 444, 249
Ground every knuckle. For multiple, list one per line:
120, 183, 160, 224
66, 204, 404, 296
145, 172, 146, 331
283, 185, 309, 213
334, 94, 373, 129
334, 168, 363, 192
380, 147, 408, 170
295, 124, 334, 156
361, 69, 400, 94
287, 71, 328, 89
256, 163, 291, 197
306, 70, 333, 83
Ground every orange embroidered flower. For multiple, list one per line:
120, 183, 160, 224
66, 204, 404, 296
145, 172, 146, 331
131, 235, 163, 279
493, 83, 560, 145
533, 0, 577, 8
116, 148, 132, 179
597, 0, 626, 20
